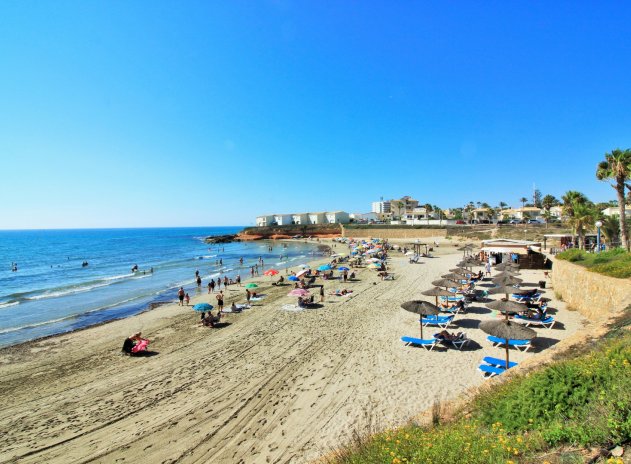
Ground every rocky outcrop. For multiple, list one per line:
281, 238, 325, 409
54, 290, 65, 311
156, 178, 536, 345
204, 234, 238, 244
238, 224, 342, 240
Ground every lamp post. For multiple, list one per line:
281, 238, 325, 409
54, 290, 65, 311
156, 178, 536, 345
595, 220, 603, 253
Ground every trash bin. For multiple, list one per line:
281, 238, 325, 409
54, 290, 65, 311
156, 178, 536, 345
539, 280, 546, 289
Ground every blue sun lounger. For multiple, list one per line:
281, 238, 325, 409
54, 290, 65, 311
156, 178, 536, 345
514, 315, 556, 329
434, 332, 470, 350
487, 335, 532, 352
421, 314, 454, 329
478, 364, 506, 377
401, 336, 439, 351
482, 356, 518, 369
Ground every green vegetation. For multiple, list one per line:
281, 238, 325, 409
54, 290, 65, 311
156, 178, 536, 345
556, 248, 631, 279
329, 311, 631, 464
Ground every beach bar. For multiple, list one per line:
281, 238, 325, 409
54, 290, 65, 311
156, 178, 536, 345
480, 239, 547, 269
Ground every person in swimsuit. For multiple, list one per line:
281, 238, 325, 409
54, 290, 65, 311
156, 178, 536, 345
215, 291, 224, 312
178, 287, 185, 306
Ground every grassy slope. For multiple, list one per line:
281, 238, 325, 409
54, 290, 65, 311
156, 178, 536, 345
555, 248, 631, 279
327, 309, 631, 464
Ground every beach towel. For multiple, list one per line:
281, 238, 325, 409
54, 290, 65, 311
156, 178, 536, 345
131, 339, 149, 354
222, 304, 251, 313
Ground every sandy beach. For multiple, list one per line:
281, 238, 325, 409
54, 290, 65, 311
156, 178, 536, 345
0, 240, 587, 464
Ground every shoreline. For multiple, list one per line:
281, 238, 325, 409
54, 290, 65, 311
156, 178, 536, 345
0, 241, 588, 463
0, 237, 328, 350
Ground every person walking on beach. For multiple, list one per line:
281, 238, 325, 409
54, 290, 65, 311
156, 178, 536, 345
246, 288, 251, 304
184, 293, 190, 306
209, 278, 216, 293
216, 277, 221, 291
178, 287, 185, 306
224, 276, 229, 287
236, 274, 241, 286
216, 291, 224, 312
196, 275, 202, 289
320, 285, 325, 303
207, 282, 212, 294
485, 261, 491, 277
250, 266, 255, 278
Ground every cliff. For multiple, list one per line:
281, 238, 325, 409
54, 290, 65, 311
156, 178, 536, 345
238, 224, 342, 240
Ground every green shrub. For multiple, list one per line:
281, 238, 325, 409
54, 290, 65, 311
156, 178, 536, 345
556, 249, 586, 262
473, 335, 631, 447
556, 248, 631, 278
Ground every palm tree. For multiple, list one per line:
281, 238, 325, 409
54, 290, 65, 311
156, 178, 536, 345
541, 194, 558, 211
562, 191, 588, 218
601, 215, 621, 247
424, 204, 433, 225
596, 148, 631, 250
566, 202, 597, 250
499, 201, 507, 210
433, 205, 443, 225
519, 197, 528, 209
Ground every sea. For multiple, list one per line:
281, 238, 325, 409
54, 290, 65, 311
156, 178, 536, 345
0, 227, 326, 348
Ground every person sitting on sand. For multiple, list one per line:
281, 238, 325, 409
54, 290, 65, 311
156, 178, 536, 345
122, 332, 150, 355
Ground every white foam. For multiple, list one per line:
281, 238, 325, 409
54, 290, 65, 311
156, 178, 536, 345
0, 301, 19, 310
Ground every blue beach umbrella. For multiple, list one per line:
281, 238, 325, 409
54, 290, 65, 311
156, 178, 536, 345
192, 303, 214, 312
317, 264, 332, 271
288, 276, 300, 281
338, 266, 350, 271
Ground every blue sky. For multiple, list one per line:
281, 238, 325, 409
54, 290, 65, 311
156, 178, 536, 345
1, 1, 630, 229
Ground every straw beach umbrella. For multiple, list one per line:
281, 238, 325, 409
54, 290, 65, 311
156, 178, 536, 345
479, 320, 536, 368
449, 268, 469, 275
495, 262, 520, 271
486, 299, 526, 321
422, 287, 453, 306
401, 300, 441, 338
488, 284, 520, 301
442, 273, 466, 281
493, 270, 520, 278
432, 279, 459, 289
492, 275, 523, 287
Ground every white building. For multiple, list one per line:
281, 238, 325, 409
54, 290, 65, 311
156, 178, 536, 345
350, 212, 379, 223
325, 211, 350, 224
371, 201, 391, 214
549, 205, 564, 219
291, 213, 309, 225
273, 214, 293, 226
256, 215, 275, 227
308, 212, 327, 224
602, 205, 631, 217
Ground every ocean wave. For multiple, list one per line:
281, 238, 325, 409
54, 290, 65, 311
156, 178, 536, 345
0, 301, 19, 310
21, 272, 151, 302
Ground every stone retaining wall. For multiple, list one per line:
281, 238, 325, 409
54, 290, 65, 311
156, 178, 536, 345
551, 257, 631, 320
